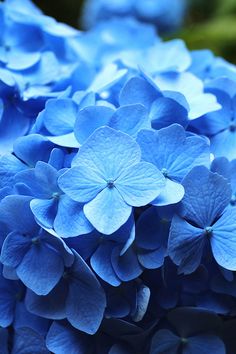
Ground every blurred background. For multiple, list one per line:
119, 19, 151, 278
34, 0, 236, 63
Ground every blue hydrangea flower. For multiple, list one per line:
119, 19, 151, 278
66, 216, 139, 286
26, 250, 106, 335
0, 195, 74, 295
168, 166, 236, 274
14, 161, 93, 237
137, 124, 210, 206
150, 307, 225, 354
59, 126, 165, 234
119, 75, 189, 129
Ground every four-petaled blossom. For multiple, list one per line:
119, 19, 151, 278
59, 126, 165, 234
168, 166, 236, 273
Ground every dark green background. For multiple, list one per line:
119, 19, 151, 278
34, 0, 236, 63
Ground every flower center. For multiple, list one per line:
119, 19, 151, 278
229, 123, 236, 132
52, 192, 60, 199
161, 168, 168, 177
31, 237, 40, 245
107, 180, 115, 189
231, 194, 236, 206
204, 226, 213, 236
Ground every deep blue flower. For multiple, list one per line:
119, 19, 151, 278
137, 124, 210, 206
66, 215, 139, 286
0, 195, 74, 295
59, 126, 165, 234
26, 250, 106, 335
14, 161, 93, 237
150, 307, 225, 354
168, 166, 236, 274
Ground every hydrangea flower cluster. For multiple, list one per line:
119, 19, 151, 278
1, 0, 236, 353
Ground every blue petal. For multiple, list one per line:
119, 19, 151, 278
72, 126, 141, 179
190, 91, 231, 135
74, 105, 114, 144
88, 63, 127, 93
66, 251, 106, 334
11, 327, 49, 354
46, 321, 90, 354
138, 40, 190, 74
0, 102, 30, 155
116, 162, 165, 207
16, 243, 64, 295
138, 248, 166, 269
154, 72, 221, 119
41, 98, 78, 135
1, 231, 31, 268
46, 133, 80, 148
136, 207, 169, 250
211, 208, 236, 270
152, 178, 185, 206
54, 195, 93, 237
0, 153, 27, 189
109, 104, 150, 137
58, 165, 107, 202
132, 284, 150, 322
6, 51, 41, 71
150, 97, 188, 130
0, 276, 18, 327
25, 280, 67, 320
31, 198, 58, 229
119, 76, 161, 109
181, 166, 231, 228
0, 195, 36, 233
90, 242, 121, 286
84, 187, 132, 235
168, 215, 205, 274
111, 246, 143, 281
185, 335, 226, 354
150, 329, 180, 354
13, 134, 54, 167
14, 302, 50, 335
137, 124, 210, 182
210, 129, 236, 161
